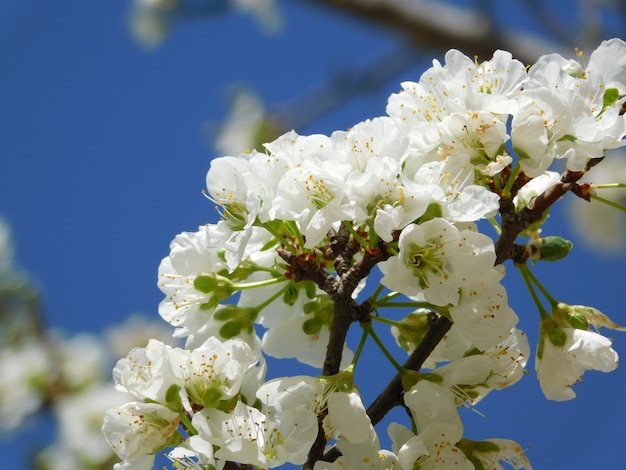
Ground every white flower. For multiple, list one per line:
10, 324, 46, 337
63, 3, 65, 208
379, 219, 495, 306
166, 435, 216, 470
270, 163, 356, 247
437, 111, 510, 173
412, 160, 499, 223
536, 327, 618, 401
482, 328, 530, 391
193, 399, 317, 467
102, 401, 180, 464
324, 391, 373, 444
386, 49, 527, 131
391, 423, 473, 470
514, 43, 626, 175
587, 38, 626, 95
256, 375, 322, 415
462, 438, 532, 470
449, 265, 519, 351
113, 339, 176, 403
404, 380, 463, 432
168, 336, 262, 408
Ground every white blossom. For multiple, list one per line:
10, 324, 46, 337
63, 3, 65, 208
193, 399, 317, 467
102, 401, 180, 465
379, 219, 495, 306
536, 327, 618, 401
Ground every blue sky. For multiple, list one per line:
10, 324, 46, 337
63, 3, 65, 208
1, 1, 625, 468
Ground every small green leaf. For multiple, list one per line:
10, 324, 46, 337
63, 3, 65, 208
603, 88, 620, 109
165, 384, 182, 409
220, 321, 242, 339
548, 327, 567, 347
202, 388, 223, 407
283, 283, 300, 306
193, 275, 216, 293
302, 317, 322, 335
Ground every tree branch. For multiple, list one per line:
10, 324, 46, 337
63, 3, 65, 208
297, 0, 567, 64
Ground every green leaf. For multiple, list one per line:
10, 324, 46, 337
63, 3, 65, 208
193, 275, 216, 293
548, 327, 567, 347
603, 88, 620, 109
220, 321, 242, 338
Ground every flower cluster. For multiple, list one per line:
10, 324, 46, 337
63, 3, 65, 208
103, 39, 626, 469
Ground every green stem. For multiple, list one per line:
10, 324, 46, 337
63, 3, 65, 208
364, 323, 405, 374
255, 284, 290, 312
590, 194, 626, 213
351, 327, 370, 366
487, 217, 502, 235
263, 222, 298, 254
232, 277, 285, 291
521, 263, 559, 307
595, 183, 626, 189
517, 263, 551, 319
375, 301, 433, 309
285, 220, 307, 250
368, 284, 386, 304
375, 291, 401, 304
502, 161, 520, 197
342, 220, 369, 249
371, 315, 404, 328
179, 410, 198, 436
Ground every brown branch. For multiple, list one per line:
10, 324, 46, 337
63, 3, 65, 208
319, 313, 453, 464
366, 314, 452, 426
495, 158, 605, 265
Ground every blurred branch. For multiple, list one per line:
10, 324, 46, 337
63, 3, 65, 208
297, 0, 567, 64
276, 43, 420, 130
520, 0, 576, 46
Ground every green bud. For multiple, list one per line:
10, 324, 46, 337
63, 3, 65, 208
393, 310, 431, 353
567, 311, 589, 330
553, 302, 589, 330
527, 236, 573, 262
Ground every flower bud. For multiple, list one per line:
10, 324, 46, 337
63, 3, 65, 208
391, 310, 432, 353
526, 236, 573, 262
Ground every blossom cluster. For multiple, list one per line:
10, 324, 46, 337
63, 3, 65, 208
103, 39, 626, 469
